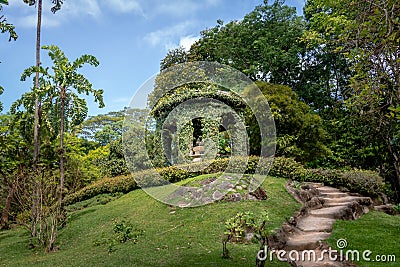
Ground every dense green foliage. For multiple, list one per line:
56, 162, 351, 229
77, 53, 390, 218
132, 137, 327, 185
303, 0, 400, 197
64, 156, 386, 206
245, 81, 329, 162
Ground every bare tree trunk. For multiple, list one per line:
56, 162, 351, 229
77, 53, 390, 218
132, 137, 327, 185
31, 0, 42, 246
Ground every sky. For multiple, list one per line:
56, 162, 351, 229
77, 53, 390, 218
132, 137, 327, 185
0, 0, 304, 116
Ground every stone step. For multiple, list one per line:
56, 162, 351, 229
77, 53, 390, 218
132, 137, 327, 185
319, 192, 349, 198
322, 196, 372, 207
309, 206, 351, 219
286, 232, 331, 251
297, 216, 335, 232
323, 202, 350, 208
317, 186, 342, 193
307, 182, 325, 188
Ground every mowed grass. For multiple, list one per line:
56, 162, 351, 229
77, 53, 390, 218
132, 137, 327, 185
0, 175, 299, 267
327, 211, 400, 267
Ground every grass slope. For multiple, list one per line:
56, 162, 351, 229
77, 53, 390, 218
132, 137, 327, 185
0, 176, 299, 267
327, 211, 400, 267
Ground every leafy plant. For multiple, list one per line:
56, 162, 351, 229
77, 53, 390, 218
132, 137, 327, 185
222, 211, 270, 259
93, 220, 143, 254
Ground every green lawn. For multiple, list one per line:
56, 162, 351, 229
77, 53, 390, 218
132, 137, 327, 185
0, 175, 299, 267
327, 211, 400, 267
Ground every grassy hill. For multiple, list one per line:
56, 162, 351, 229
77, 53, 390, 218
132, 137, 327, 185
0, 176, 299, 267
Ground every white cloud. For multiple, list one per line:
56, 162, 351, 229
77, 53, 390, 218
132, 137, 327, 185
179, 35, 199, 51
144, 21, 196, 50
104, 0, 143, 15
63, 0, 101, 18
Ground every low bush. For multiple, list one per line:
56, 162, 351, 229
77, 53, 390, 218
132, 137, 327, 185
268, 157, 308, 180
306, 169, 385, 197
93, 220, 143, 253
64, 175, 139, 205
65, 156, 386, 205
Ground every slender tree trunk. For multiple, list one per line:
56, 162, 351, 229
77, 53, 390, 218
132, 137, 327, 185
59, 86, 65, 206
30, 0, 42, 246
33, 0, 42, 168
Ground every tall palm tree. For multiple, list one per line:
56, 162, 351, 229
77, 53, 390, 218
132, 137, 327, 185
23, 0, 64, 245
24, 0, 63, 168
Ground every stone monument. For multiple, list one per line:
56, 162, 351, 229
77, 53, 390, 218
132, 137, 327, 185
190, 140, 205, 162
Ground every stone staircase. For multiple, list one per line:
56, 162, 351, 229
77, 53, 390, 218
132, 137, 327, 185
271, 183, 373, 267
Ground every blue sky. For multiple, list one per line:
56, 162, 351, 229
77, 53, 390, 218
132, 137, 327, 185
0, 0, 304, 116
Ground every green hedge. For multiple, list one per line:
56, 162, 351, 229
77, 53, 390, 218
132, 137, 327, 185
65, 156, 386, 205
306, 168, 385, 197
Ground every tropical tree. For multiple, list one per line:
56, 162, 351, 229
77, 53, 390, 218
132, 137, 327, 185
21, 45, 104, 206
80, 110, 125, 145
304, 0, 400, 197
19, 0, 64, 246
11, 45, 103, 250
22, 0, 64, 168
244, 81, 329, 164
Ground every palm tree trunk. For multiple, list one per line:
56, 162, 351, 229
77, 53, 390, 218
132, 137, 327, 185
33, 0, 42, 168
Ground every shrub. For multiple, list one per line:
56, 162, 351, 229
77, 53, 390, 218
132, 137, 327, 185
64, 175, 139, 205
65, 156, 386, 205
93, 220, 143, 253
269, 157, 308, 180
306, 169, 385, 197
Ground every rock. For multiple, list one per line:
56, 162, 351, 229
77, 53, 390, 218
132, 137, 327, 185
305, 196, 324, 209
374, 204, 396, 215
250, 187, 268, 200
219, 180, 234, 190
212, 190, 224, 200
225, 193, 242, 202
244, 232, 254, 242
301, 184, 313, 190
200, 177, 217, 185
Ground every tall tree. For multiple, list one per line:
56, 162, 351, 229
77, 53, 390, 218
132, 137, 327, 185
21, 45, 104, 205
22, 0, 63, 245
305, 0, 400, 197
23, 0, 63, 168
189, 0, 305, 87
